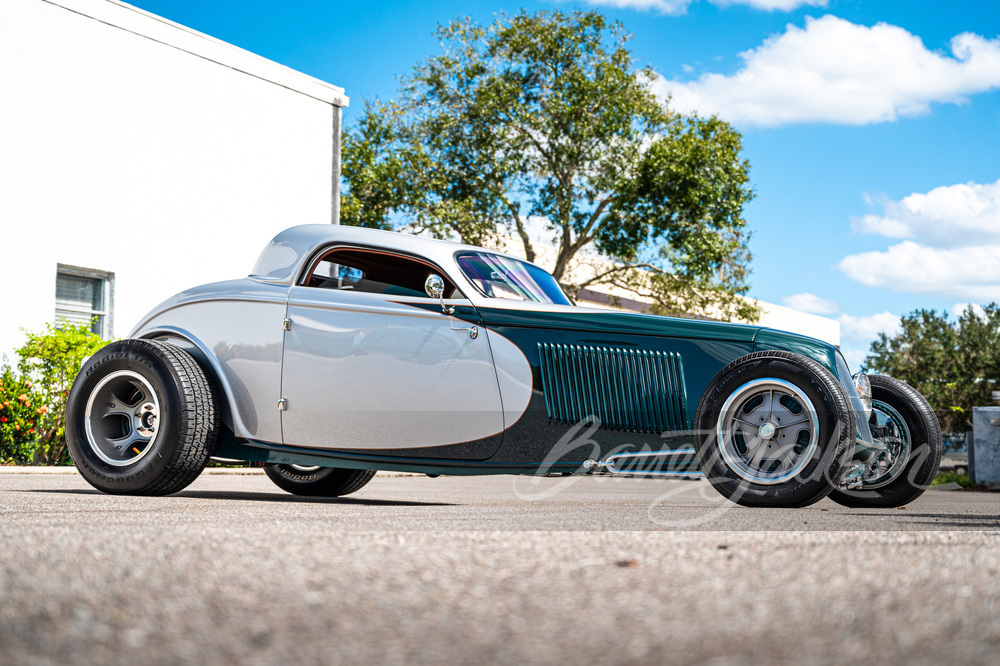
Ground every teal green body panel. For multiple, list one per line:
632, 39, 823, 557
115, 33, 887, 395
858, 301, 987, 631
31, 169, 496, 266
474, 306, 760, 342
537, 342, 690, 433
753, 328, 840, 375
214, 434, 579, 476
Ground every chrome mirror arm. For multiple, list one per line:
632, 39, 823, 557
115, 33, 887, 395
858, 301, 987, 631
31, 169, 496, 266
440, 293, 454, 315
424, 274, 454, 315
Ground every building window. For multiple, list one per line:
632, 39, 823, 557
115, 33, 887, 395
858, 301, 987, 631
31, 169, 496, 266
55, 265, 114, 339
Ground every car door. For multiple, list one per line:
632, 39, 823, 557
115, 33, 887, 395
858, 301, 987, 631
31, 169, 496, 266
279, 246, 505, 458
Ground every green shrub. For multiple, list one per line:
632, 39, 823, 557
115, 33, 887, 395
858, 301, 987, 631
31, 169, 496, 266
931, 471, 977, 488
0, 365, 43, 465
16, 321, 108, 465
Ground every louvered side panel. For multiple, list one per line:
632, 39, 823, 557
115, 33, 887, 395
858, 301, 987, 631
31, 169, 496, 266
537, 343, 690, 433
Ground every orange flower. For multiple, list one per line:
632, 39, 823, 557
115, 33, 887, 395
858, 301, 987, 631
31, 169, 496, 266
0, 417, 6, 423
41, 406, 49, 414
25, 381, 31, 388
28, 428, 34, 434
13, 424, 19, 431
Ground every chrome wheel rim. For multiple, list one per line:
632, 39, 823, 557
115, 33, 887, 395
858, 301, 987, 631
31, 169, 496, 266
861, 400, 911, 489
716, 378, 820, 485
84, 370, 161, 467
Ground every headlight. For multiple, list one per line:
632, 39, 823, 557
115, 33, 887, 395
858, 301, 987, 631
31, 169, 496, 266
853, 372, 872, 419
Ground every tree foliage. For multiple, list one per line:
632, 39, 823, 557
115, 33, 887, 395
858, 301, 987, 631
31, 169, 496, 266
0, 365, 43, 465
863, 304, 1000, 432
16, 321, 108, 465
341, 10, 758, 321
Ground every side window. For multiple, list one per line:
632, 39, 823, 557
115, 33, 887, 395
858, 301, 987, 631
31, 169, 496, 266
302, 248, 460, 299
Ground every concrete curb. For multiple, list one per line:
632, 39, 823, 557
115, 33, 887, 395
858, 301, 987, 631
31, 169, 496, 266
0, 466, 421, 477
0, 466, 264, 475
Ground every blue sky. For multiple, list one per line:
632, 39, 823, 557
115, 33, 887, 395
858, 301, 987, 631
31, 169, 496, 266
128, 0, 1000, 368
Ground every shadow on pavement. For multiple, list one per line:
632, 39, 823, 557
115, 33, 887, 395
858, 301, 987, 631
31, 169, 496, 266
24, 488, 456, 507
841, 511, 1000, 529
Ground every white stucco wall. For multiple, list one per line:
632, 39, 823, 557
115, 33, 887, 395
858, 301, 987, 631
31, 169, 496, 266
0, 0, 346, 361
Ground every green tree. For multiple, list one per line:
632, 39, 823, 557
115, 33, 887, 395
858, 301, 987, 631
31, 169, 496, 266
863, 303, 1000, 432
341, 10, 758, 321
16, 321, 108, 465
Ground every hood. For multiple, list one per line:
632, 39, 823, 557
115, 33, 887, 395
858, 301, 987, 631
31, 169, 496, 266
474, 303, 761, 343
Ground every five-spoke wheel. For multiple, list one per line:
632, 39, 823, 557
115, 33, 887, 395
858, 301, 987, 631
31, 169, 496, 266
716, 378, 820, 485
695, 351, 855, 508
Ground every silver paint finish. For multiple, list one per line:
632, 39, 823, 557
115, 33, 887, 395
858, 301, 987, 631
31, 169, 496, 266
250, 225, 526, 300
131, 279, 288, 444
280, 286, 506, 450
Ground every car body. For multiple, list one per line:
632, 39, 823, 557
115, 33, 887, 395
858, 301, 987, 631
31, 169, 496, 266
67, 224, 942, 507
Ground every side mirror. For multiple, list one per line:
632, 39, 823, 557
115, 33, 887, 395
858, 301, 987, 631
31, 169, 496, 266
424, 274, 444, 299
424, 274, 453, 314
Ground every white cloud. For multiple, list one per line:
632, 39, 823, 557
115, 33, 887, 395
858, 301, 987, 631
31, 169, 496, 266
782, 292, 840, 314
838, 311, 902, 345
839, 347, 870, 373
580, 0, 692, 15
653, 15, 1000, 127
841, 177, 1000, 302
950, 302, 987, 319
853, 177, 1000, 247
577, 0, 826, 16
716, 0, 828, 10
835, 311, 902, 371
839, 241, 1000, 300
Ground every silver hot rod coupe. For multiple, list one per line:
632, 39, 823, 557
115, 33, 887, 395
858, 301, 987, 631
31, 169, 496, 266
66, 225, 942, 508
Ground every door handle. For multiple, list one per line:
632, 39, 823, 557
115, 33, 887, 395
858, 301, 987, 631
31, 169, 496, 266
451, 325, 479, 339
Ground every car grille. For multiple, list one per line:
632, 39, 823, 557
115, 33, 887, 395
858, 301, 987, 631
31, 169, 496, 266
537, 342, 690, 433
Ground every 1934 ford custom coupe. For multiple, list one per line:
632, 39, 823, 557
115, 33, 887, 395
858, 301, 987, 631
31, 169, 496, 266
66, 225, 942, 508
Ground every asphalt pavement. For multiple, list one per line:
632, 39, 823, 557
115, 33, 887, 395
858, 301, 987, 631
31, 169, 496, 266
1, 471, 997, 665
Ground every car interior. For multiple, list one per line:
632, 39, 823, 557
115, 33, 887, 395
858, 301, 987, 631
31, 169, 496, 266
302, 247, 462, 299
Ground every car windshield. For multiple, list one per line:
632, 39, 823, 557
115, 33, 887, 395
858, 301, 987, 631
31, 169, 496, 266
456, 252, 572, 305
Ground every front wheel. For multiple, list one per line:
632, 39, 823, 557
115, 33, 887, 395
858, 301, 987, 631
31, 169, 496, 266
694, 351, 856, 508
264, 464, 376, 497
828, 375, 942, 508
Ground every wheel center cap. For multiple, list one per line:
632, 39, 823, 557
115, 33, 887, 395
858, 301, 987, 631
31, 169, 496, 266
759, 422, 776, 439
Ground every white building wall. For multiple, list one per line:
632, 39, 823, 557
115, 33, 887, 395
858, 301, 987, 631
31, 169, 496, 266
755, 301, 840, 347
0, 0, 347, 361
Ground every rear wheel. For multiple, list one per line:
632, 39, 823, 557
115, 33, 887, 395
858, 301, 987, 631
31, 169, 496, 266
66, 339, 220, 495
264, 464, 375, 497
828, 375, 942, 508
694, 351, 855, 508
